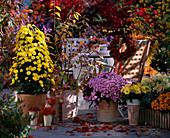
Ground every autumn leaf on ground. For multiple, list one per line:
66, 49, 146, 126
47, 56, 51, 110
91, 126, 99, 132
86, 132, 93, 136
43, 128, 49, 131
53, 127, 58, 130
136, 132, 141, 137
66, 133, 75, 136
65, 130, 74, 133
64, 125, 71, 127
114, 128, 126, 132
87, 116, 95, 119
28, 136, 34, 138
107, 133, 111, 136
81, 126, 89, 132
156, 130, 168, 133
86, 113, 93, 116
143, 133, 151, 136
72, 127, 81, 132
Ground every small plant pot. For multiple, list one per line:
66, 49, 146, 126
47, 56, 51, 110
43, 115, 53, 126
29, 111, 39, 126
127, 99, 140, 125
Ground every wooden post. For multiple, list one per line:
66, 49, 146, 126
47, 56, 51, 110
168, 112, 170, 130
160, 112, 162, 129
149, 109, 151, 125
152, 110, 154, 126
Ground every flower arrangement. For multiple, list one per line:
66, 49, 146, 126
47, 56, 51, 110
88, 36, 106, 45
151, 92, 170, 113
28, 105, 40, 112
121, 82, 151, 102
108, 35, 137, 61
83, 72, 129, 109
9, 24, 55, 95
40, 107, 56, 116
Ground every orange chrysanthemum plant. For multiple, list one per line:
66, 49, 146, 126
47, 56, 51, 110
151, 92, 170, 113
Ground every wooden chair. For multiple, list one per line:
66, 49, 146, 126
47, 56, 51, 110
120, 38, 151, 82
62, 38, 89, 82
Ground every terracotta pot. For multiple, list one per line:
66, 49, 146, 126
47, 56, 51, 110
127, 99, 140, 125
97, 100, 118, 122
54, 90, 78, 119
43, 115, 53, 126
17, 94, 46, 123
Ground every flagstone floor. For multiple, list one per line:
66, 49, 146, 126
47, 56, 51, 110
28, 108, 170, 138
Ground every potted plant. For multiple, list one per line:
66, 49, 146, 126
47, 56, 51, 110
40, 107, 56, 126
9, 24, 55, 121
28, 105, 40, 126
121, 82, 151, 125
83, 72, 129, 122
151, 92, 170, 114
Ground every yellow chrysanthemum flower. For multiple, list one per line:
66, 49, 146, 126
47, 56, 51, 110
26, 71, 31, 75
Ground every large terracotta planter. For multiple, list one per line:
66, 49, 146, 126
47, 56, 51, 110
17, 94, 46, 123
97, 100, 118, 122
127, 99, 140, 125
54, 90, 78, 119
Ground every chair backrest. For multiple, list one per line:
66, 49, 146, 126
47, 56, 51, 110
62, 38, 89, 71
121, 38, 150, 82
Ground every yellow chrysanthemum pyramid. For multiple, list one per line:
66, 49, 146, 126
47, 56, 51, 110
9, 24, 55, 94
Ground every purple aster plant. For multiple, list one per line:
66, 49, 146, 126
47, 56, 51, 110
83, 72, 129, 109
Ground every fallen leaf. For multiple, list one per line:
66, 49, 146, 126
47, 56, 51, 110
91, 126, 99, 132
28, 136, 34, 138
143, 133, 151, 136
53, 127, 58, 130
47, 126, 52, 130
65, 130, 74, 133
66, 133, 75, 136
64, 125, 71, 127
81, 127, 89, 132
156, 130, 168, 133
107, 133, 111, 136
136, 132, 141, 137
72, 127, 81, 132
86, 132, 93, 136
129, 129, 136, 132
86, 113, 93, 116
43, 128, 49, 131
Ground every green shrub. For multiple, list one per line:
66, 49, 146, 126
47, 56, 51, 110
0, 91, 31, 137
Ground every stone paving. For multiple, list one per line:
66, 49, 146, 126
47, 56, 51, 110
28, 108, 170, 138
1, 89, 169, 138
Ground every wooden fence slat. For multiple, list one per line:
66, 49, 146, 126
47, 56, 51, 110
152, 110, 154, 126
164, 113, 168, 129
156, 112, 159, 127
160, 112, 162, 129
168, 112, 169, 130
